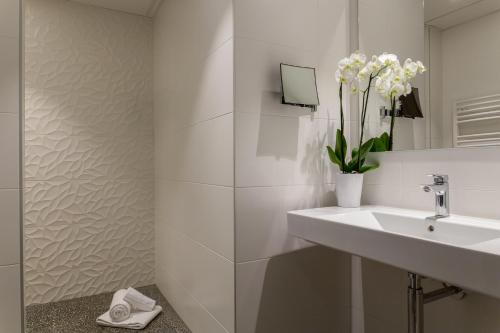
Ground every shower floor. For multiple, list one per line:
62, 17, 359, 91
26, 285, 191, 333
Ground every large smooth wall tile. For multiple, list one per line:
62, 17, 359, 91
234, 38, 318, 117
156, 265, 231, 333
154, 0, 235, 331
170, 39, 234, 129
166, 113, 234, 186
234, 37, 344, 121
0, 265, 22, 333
0, 37, 19, 114
200, 0, 233, 57
157, 180, 234, 260
0, 0, 19, 39
0, 190, 20, 265
0, 113, 20, 189
155, 225, 234, 332
236, 247, 351, 333
367, 147, 500, 219
234, 0, 318, 51
235, 185, 334, 262
235, 113, 337, 187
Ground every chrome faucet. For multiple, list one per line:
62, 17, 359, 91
421, 174, 450, 219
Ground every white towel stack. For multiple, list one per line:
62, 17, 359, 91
124, 287, 156, 312
96, 287, 162, 330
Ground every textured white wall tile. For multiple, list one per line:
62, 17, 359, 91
0, 113, 20, 189
25, 133, 153, 181
25, 0, 154, 304
24, 179, 154, 304
0, 190, 20, 266
0, 265, 22, 333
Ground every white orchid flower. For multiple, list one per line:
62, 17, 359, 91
357, 66, 370, 80
335, 67, 356, 84
405, 82, 412, 95
416, 60, 426, 74
349, 51, 367, 70
336, 51, 368, 84
375, 76, 391, 99
403, 58, 418, 79
336, 51, 425, 100
378, 53, 399, 67
338, 57, 351, 70
390, 83, 406, 98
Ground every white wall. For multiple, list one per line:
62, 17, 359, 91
24, 0, 154, 305
0, 0, 22, 331
440, 10, 500, 148
234, 0, 352, 332
153, 0, 235, 332
358, 0, 427, 151
427, 26, 444, 148
361, 147, 500, 332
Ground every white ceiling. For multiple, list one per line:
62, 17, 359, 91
425, 0, 481, 21
70, 0, 163, 17
425, 0, 500, 29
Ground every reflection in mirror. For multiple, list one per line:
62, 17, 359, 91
358, 0, 500, 151
280, 63, 320, 111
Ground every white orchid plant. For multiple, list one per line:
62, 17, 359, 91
327, 51, 426, 174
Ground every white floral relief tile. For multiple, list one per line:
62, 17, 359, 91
24, 179, 154, 305
24, 0, 154, 305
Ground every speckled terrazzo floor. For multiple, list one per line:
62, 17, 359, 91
26, 285, 191, 333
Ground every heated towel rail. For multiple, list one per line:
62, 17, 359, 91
453, 94, 500, 147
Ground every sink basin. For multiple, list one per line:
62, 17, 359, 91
335, 210, 500, 247
288, 206, 500, 298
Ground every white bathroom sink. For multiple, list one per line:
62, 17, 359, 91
288, 206, 500, 298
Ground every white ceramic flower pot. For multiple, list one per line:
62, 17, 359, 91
336, 173, 364, 208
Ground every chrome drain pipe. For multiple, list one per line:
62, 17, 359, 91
407, 273, 465, 333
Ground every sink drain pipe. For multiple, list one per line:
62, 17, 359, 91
408, 272, 465, 333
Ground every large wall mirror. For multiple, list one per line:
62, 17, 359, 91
358, 0, 500, 151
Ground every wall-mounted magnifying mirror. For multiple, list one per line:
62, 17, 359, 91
280, 63, 319, 112
358, 0, 500, 151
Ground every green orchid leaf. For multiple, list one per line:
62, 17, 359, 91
371, 132, 390, 152
359, 163, 379, 174
351, 147, 358, 160
359, 138, 374, 158
326, 145, 342, 168
334, 129, 347, 163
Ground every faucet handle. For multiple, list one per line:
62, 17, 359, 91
427, 174, 448, 184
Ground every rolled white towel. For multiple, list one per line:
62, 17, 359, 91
123, 287, 156, 312
109, 289, 131, 322
97, 305, 163, 330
